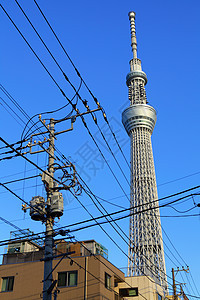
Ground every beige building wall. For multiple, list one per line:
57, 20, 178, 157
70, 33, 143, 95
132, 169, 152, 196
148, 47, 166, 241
0, 260, 43, 300
116, 276, 166, 300
0, 254, 124, 300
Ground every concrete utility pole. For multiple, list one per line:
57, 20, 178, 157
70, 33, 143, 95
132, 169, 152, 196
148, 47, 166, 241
172, 268, 177, 300
43, 118, 55, 300
20, 108, 101, 299
172, 267, 189, 300
180, 285, 189, 300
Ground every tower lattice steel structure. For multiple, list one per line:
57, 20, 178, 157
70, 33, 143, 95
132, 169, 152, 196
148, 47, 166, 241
122, 12, 167, 291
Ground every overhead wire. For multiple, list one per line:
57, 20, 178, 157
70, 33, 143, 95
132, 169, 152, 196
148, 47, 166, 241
0, 230, 46, 247
79, 177, 172, 286
21, 80, 81, 141
1, 134, 200, 288
185, 273, 196, 297
0, 215, 25, 232
0, 83, 78, 172
60, 195, 198, 232
0, 182, 47, 218
1, 134, 199, 228
1, 2, 200, 290
0, 100, 24, 128
150, 199, 200, 294
147, 210, 185, 288
167, 205, 197, 214
0, 95, 26, 126
4, 2, 131, 211
14, 0, 82, 122
0, 184, 43, 196
66, 197, 126, 211
189, 272, 200, 297
11, 0, 132, 196
0, 135, 192, 288
0, 83, 31, 125
0, 176, 197, 290
0, 137, 27, 151
60, 191, 199, 288
2, 0, 200, 206
178, 271, 191, 296
3, 5, 198, 268
55, 238, 148, 300
0, 4, 79, 168
0, 4, 71, 104
33, 0, 130, 171
1, 174, 40, 185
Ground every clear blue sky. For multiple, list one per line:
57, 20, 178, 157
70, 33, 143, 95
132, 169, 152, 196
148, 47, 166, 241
0, 0, 200, 295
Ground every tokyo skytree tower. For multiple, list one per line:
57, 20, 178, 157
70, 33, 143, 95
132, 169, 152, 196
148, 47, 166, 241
122, 12, 167, 290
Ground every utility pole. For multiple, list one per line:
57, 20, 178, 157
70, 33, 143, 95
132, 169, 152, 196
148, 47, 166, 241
180, 285, 189, 300
84, 256, 88, 300
172, 268, 177, 300
43, 118, 55, 300
171, 267, 189, 300
20, 108, 101, 299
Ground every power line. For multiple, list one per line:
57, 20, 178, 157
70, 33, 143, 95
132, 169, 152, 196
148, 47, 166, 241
1, 176, 195, 290
1, 134, 198, 229
13, 0, 132, 194
62, 237, 148, 300
80, 173, 172, 282
33, 0, 130, 171
0, 216, 24, 232
4, 2, 131, 202
189, 272, 200, 297
0, 84, 75, 174
0, 182, 46, 218
0, 230, 46, 247
0, 4, 71, 105
0, 6, 199, 284
0, 205, 198, 247
79, 177, 175, 286
0, 100, 24, 127
58, 193, 197, 287
1, 134, 199, 286
159, 171, 200, 187
0, 183, 43, 196
1, 174, 40, 185
0, 84, 31, 125
0, 144, 178, 288
2, 2, 198, 232
63, 195, 197, 232
0, 214, 148, 298
68, 193, 200, 230
13, 0, 85, 122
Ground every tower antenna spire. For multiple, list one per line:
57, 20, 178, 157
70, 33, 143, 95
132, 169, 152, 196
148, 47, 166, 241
122, 12, 168, 292
129, 11, 137, 58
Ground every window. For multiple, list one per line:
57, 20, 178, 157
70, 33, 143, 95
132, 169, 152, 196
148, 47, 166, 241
105, 273, 111, 290
119, 287, 138, 297
58, 272, 67, 287
57, 271, 77, 287
1, 277, 14, 292
68, 271, 77, 286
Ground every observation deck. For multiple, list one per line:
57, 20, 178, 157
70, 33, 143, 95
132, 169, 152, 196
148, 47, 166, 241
122, 104, 157, 135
